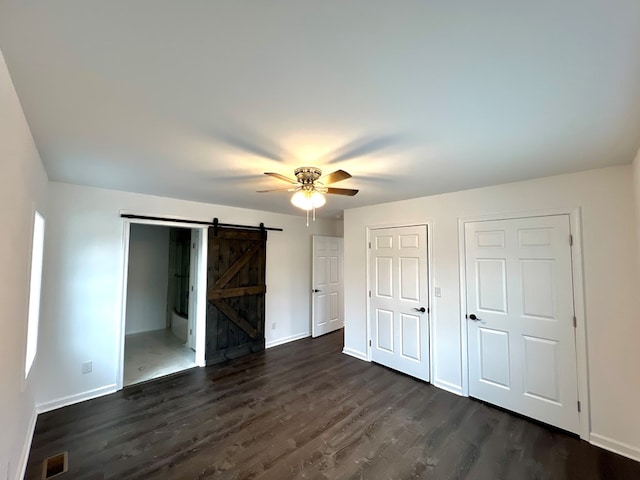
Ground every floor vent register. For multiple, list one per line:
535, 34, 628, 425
42, 451, 68, 479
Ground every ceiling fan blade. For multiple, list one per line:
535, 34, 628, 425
256, 187, 296, 193
265, 172, 297, 184
322, 169, 352, 185
326, 187, 359, 196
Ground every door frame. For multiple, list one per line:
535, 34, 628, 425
187, 229, 199, 350
117, 214, 208, 390
365, 221, 434, 381
458, 207, 589, 440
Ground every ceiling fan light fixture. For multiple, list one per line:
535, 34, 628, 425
291, 189, 326, 210
261, 166, 356, 225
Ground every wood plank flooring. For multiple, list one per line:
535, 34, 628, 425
26, 330, 639, 479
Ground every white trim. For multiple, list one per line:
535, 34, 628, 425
457, 206, 584, 224
432, 378, 463, 396
16, 406, 37, 480
116, 220, 131, 391
457, 218, 469, 396
365, 226, 372, 361
342, 347, 369, 362
311, 235, 319, 339
266, 332, 310, 349
457, 207, 591, 440
194, 228, 207, 367
590, 433, 640, 462
36, 384, 118, 414
426, 222, 434, 383
568, 209, 590, 440
365, 222, 434, 381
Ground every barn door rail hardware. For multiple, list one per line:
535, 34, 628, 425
120, 214, 283, 232
210, 217, 284, 236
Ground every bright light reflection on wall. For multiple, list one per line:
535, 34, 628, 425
25, 210, 45, 378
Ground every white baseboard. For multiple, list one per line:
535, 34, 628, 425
16, 406, 37, 480
266, 332, 310, 349
342, 347, 369, 362
590, 433, 640, 462
432, 378, 464, 396
36, 384, 118, 414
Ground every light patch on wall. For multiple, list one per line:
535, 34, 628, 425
25, 210, 45, 378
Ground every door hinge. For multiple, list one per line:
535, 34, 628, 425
569, 234, 573, 246
577, 401, 581, 412
368, 242, 371, 249
573, 316, 577, 328
369, 290, 371, 298
193, 242, 196, 249
369, 340, 372, 347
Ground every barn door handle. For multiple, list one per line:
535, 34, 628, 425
312, 289, 321, 293
414, 307, 426, 313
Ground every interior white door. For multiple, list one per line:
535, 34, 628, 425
369, 226, 429, 382
312, 236, 344, 338
465, 215, 579, 433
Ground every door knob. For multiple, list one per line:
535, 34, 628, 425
414, 307, 426, 313
468, 313, 480, 321
312, 289, 321, 293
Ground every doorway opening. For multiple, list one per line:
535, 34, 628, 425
122, 223, 203, 386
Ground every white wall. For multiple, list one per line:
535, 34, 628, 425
125, 225, 170, 335
344, 165, 640, 458
36, 182, 338, 411
0, 49, 49, 479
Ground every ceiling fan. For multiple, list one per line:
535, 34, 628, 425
258, 167, 358, 204
257, 167, 358, 224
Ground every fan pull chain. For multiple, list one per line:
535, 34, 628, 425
304, 207, 318, 227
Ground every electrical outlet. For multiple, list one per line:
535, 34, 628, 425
271, 322, 276, 330
81, 361, 92, 374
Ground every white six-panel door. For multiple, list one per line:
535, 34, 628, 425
312, 236, 344, 338
465, 215, 579, 433
370, 226, 430, 382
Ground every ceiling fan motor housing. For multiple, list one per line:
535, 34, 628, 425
294, 167, 322, 184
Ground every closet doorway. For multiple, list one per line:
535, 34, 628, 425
121, 222, 205, 387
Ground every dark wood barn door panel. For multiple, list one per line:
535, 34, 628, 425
206, 227, 267, 365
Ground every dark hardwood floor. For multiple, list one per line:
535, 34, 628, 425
26, 330, 639, 479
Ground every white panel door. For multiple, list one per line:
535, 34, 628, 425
465, 215, 579, 433
370, 226, 429, 381
312, 236, 344, 337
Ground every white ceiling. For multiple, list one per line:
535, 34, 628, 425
1, 1, 639, 218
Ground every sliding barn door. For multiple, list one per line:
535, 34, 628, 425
206, 227, 266, 365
